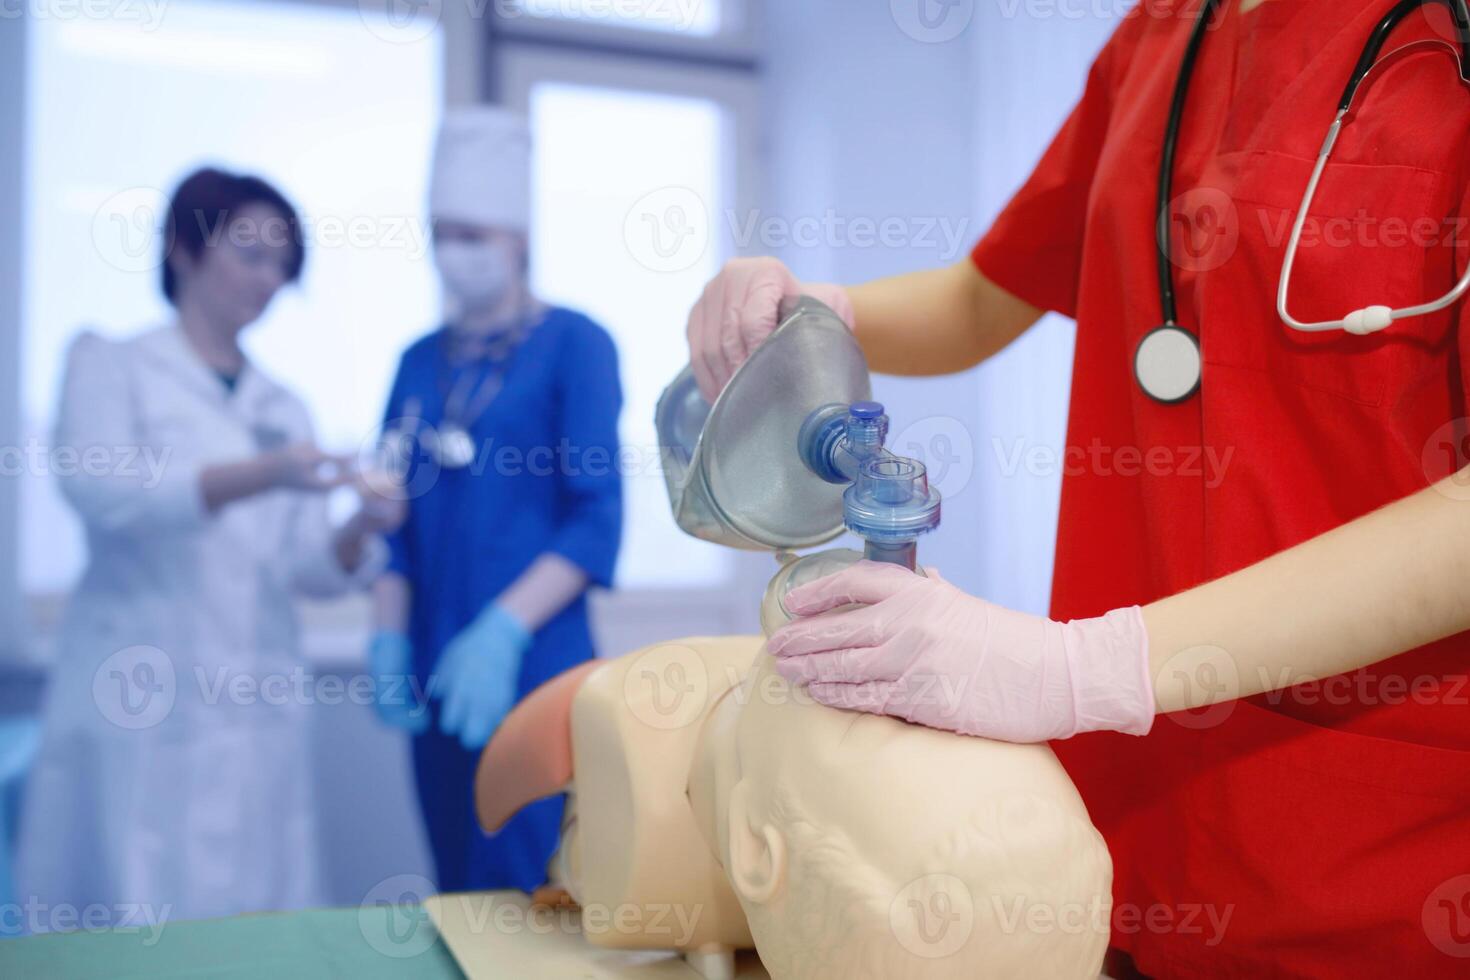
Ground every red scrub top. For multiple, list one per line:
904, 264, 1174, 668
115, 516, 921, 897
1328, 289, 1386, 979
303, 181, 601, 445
973, 0, 1470, 975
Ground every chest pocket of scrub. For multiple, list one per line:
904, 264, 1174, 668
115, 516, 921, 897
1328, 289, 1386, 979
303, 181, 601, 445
1205, 148, 1456, 408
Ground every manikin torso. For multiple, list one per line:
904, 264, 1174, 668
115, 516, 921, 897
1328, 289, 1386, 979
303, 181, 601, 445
476, 634, 1112, 980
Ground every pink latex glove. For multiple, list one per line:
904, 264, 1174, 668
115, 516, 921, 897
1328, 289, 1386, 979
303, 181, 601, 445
767, 561, 1155, 743
685, 256, 855, 403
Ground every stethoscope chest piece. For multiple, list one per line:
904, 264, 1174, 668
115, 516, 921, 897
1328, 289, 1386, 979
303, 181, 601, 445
1134, 325, 1201, 404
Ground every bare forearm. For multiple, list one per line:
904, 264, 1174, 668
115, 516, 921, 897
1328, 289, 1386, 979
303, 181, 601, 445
1143, 470, 1470, 712
373, 572, 412, 633
495, 554, 589, 632
847, 260, 1043, 376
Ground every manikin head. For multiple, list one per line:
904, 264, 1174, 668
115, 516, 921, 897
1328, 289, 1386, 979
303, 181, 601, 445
710, 655, 1112, 979
477, 639, 1111, 980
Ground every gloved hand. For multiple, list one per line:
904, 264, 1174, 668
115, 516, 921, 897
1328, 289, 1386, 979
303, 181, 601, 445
686, 257, 854, 403
767, 561, 1155, 743
433, 605, 533, 751
369, 631, 429, 735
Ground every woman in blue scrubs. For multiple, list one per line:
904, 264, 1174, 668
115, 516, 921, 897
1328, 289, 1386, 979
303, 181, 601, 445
368, 108, 622, 893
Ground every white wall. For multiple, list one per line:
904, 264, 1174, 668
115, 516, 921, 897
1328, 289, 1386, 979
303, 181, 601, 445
970, 3, 1119, 613
763, 0, 986, 594
763, 0, 1118, 612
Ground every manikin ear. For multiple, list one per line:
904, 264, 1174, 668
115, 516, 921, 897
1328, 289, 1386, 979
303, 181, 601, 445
726, 780, 786, 905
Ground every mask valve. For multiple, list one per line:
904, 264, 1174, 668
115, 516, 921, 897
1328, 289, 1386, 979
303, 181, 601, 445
797, 401, 941, 571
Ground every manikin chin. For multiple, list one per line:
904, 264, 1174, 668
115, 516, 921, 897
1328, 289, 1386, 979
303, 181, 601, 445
476, 636, 1112, 980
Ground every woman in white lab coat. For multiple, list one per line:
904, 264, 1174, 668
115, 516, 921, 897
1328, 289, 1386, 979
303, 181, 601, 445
17, 168, 402, 927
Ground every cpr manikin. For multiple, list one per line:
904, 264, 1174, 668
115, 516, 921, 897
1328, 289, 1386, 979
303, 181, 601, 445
468, 298, 1111, 977
475, 636, 1112, 980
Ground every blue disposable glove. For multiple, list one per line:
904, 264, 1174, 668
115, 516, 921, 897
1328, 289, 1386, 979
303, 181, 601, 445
433, 605, 532, 751
369, 631, 429, 735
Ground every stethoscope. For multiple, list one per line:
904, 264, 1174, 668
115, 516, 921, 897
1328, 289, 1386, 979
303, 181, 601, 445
1135, 0, 1470, 403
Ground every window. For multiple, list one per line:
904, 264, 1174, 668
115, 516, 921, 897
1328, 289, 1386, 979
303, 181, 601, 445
496, 6, 760, 594
504, 0, 722, 37
493, 0, 757, 56
21, 0, 443, 595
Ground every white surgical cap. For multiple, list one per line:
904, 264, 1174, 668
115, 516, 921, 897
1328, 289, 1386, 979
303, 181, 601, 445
428, 106, 532, 233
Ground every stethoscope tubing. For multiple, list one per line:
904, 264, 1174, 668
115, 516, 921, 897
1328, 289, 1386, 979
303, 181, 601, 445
1152, 0, 1470, 369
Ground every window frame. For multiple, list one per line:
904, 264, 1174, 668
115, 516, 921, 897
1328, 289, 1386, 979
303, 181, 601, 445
492, 4, 772, 640
490, 0, 760, 68
6, 0, 463, 657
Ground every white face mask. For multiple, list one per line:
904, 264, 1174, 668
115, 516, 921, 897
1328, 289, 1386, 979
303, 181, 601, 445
435, 238, 520, 312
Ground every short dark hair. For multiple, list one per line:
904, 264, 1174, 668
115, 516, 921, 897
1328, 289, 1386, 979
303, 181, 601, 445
161, 167, 305, 304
